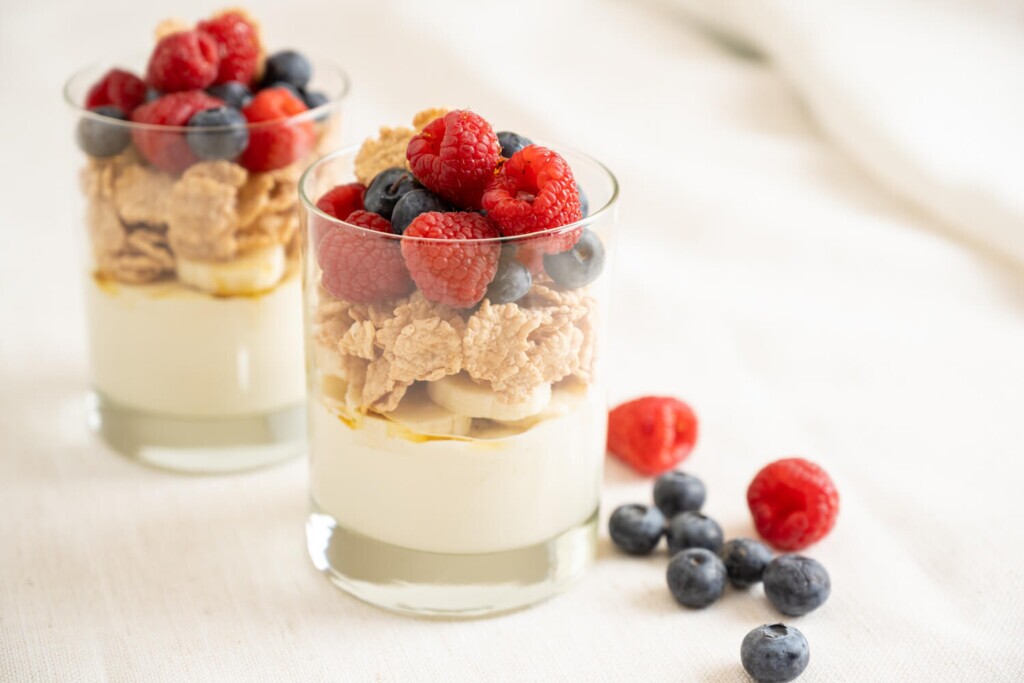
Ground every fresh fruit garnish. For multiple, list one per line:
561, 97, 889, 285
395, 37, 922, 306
406, 109, 501, 209
85, 69, 147, 114
666, 548, 727, 609
485, 247, 532, 304
317, 210, 412, 303
146, 30, 220, 93
400, 211, 501, 308
77, 106, 131, 158
260, 50, 312, 90
482, 144, 582, 252
496, 130, 532, 159
391, 189, 449, 235
607, 396, 699, 476
762, 555, 831, 616
364, 168, 418, 220
130, 90, 224, 173
741, 624, 810, 683
653, 471, 706, 518
316, 183, 366, 221
719, 538, 774, 589
577, 182, 590, 217
302, 90, 329, 110
186, 106, 249, 160
608, 504, 665, 556
238, 87, 314, 172
543, 227, 605, 287
196, 11, 261, 86
206, 81, 253, 109
746, 457, 839, 551
666, 511, 724, 555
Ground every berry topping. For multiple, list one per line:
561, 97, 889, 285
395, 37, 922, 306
400, 212, 501, 308
130, 90, 224, 173
607, 396, 699, 476
609, 504, 665, 556
196, 11, 261, 86
577, 182, 590, 217
364, 168, 419, 220
262, 80, 302, 99
85, 69, 147, 114
762, 555, 831, 616
496, 130, 532, 159
653, 471, 706, 518
77, 106, 131, 158
485, 247, 532, 304
747, 458, 839, 551
238, 87, 314, 172
543, 227, 605, 287
206, 81, 253, 109
666, 511, 724, 555
719, 538, 774, 589
316, 183, 366, 221
146, 30, 220, 93
482, 145, 582, 252
186, 106, 249, 160
302, 90, 329, 110
260, 50, 312, 90
741, 624, 810, 683
317, 210, 413, 303
406, 109, 501, 209
666, 548, 727, 609
391, 189, 449, 235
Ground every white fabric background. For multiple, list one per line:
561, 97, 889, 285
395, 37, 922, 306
2, 0, 1023, 680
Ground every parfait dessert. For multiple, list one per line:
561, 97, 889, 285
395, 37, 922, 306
66, 10, 348, 471
301, 109, 619, 616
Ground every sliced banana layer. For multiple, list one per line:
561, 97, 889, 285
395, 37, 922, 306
427, 373, 551, 422
177, 245, 286, 296
495, 379, 589, 428
384, 388, 473, 437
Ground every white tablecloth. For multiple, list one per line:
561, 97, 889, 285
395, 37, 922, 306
2, 1, 1023, 680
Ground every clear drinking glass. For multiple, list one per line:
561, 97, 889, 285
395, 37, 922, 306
65, 56, 349, 473
300, 145, 619, 616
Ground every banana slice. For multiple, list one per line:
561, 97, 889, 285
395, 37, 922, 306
177, 245, 286, 296
495, 379, 588, 428
384, 388, 473, 437
427, 373, 551, 422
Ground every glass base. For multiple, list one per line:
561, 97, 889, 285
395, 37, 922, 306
87, 392, 306, 474
306, 504, 598, 618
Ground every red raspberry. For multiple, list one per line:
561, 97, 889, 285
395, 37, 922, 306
130, 90, 224, 173
482, 145, 582, 253
747, 458, 840, 551
317, 210, 413, 303
607, 397, 699, 476
85, 69, 147, 114
238, 87, 315, 172
406, 110, 500, 209
400, 212, 501, 308
146, 30, 220, 93
197, 11, 261, 85
312, 183, 366, 246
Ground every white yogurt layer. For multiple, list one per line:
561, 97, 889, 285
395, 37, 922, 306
309, 390, 607, 555
85, 273, 305, 417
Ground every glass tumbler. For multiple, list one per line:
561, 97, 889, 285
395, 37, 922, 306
65, 57, 349, 473
301, 144, 619, 616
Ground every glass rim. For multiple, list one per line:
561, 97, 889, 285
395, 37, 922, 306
63, 53, 351, 133
298, 142, 620, 245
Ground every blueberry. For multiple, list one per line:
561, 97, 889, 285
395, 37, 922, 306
496, 131, 532, 158
206, 81, 253, 110
486, 248, 532, 304
145, 87, 161, 103
667, 511, 724, 555
365, 168, 419, 220
261, 50, 312, 89
608, 504, 665, 556
262, 81, 302, 100
741, 624, 810, 683
186, 107, 249, 161
763, 555, 831, 616
391, 189, 449, 234
302, 89, 329, 110
666, 548, 727, 608
653, 471, 706, 518
543, 229, 605, 288
577, 183, 589, 218
720, 538, 774, 589
76, 106, 130, 158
